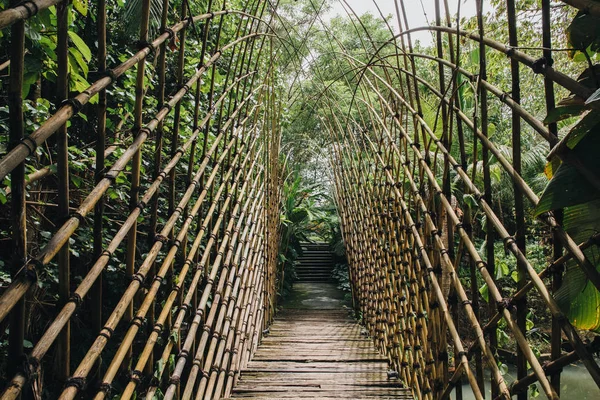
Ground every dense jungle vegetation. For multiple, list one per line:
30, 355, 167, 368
1, 0, 600, 396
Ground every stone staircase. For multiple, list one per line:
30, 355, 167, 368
295, 242, 334, 282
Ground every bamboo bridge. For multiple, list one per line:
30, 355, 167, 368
1, 0, 600, 399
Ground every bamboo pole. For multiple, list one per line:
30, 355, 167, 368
7, 0, 27, 396
0, 10, 267, 183
0, 31, 268, 328
506, 2, 527, 398
91, 0, 108, 383
56, 0, 70, 383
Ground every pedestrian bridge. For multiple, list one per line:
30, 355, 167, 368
0, 0, 599, 399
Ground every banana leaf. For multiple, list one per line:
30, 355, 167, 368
535, 125, 600, 216
555, 199, 600, 332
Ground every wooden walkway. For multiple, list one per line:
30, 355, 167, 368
227, 308, 411, 399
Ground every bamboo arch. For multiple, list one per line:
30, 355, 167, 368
1, 0, 599, 399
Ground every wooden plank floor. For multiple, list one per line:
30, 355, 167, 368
226, 308, 411, 399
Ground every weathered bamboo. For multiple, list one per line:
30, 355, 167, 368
506, 2, 527, 398
368, 65, 599, 396
0, 31, 267, 327
367, 66, 599, 397
7, 0, 27, 393
1, 77, 263, 400
92, 137, 261, 400
163, 142, 264, 400
55, 0, 70, 382
58, 101, 263, 400
0, 10, 266, 183
92, 0, 108, 378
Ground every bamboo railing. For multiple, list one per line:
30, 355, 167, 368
317, 1, 600, 400
1, 1, 600, 400
0, 1, 281, 399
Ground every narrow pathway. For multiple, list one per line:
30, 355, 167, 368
226, 283, 411, 399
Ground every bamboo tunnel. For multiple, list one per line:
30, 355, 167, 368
1, 1, 599, 400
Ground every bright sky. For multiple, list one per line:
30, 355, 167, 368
326, 0, 484, 45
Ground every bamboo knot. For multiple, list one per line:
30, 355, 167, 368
162, 27, 176, 40
153, 323, 164, 333
154, 234, 169, 244
496, 298, 514, 313
59, 97, 84, 114
135, 40, 156, 54
130, 316, 144, 328
19, 136, 38, 155
502, 235, 516, 249
17, 0, 39, 18
531, 56, 553, 74
63, 377, 86, 390
98, 382, 112, 395
98, 326, 114, 339
69, 293, 83, 307
130, 369, 142, 383
178, 349, 190, 360
169, 376, 181, 385
131, 273, 145, 285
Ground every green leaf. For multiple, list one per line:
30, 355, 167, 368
290, 207, 309, 223
511, 270, 519, 283
544, 158, 560, 180
543, 104, 586, 124
535, 131, 600, 215
462, 193, 478, 210
69, 48, 89, 76
565, 111, 600, 150
567, 11, 600, 58
154, 358, 165, 379
555, 200, 600, 332
586, 88, 600, 105
479, 283, 489, 303
67, 31, 91, 62
498, 362, 509, 375
529, 384, 540, 398
73, 0, 88, 16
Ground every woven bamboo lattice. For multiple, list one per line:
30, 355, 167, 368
1, 0, 600, 399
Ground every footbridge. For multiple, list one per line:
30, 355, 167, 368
0, 0, 599, 399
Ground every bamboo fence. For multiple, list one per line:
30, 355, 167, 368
0, 1, 281, 399
1, 0, 599, 400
